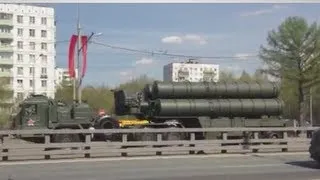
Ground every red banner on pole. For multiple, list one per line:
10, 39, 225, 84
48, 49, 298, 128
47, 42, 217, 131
68, 34, 88, 79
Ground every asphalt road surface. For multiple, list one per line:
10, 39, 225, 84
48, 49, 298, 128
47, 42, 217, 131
0, 152, 320, 180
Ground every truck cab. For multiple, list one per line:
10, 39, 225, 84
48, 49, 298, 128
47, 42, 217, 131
11, 94, 95, 143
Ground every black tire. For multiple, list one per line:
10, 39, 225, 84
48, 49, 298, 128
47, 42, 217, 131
53, 133, 81, 150
53, 134, 81, 143
100, 119, 120, 141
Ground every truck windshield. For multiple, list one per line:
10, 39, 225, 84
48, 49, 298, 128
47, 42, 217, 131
23, 104, 37, 116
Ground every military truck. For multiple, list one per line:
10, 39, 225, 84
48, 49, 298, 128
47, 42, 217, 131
10, 94, 96, 143
102, 80, 296, 142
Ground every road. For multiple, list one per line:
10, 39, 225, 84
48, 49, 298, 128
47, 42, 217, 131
0, 152, 319, 180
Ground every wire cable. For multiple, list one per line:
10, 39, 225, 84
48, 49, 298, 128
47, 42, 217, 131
91, 41, 259, 60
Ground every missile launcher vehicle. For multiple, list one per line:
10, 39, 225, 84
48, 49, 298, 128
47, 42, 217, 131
97, 81, 296, 142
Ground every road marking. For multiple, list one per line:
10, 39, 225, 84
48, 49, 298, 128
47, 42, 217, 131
0, 152, 309, 166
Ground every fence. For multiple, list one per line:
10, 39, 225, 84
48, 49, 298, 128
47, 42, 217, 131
0, 127, 318, 161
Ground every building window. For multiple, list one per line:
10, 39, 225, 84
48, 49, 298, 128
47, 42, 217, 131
29, 29, 35, 37
17, 67, 23, 75
17, 41, 23, 49
41, 80, 47, 87
41, 55, 47, 64
29, 79, 33, 87
29, 67, 34, 76
17, 79, 23, 88
41, 17, 47, 25
29, 42, 35, 50
17, 15, 23, 23
0, 27, 11, 33
29, 16, 35, 24
0, 13, 12, 20
41, 30, 47, 38
41, 43, 47, 50
29, 54, 36, 63
17, 28, 23, 37
41, 67, 47, 75
17, 92, 24, 100
17, 54, 23, 63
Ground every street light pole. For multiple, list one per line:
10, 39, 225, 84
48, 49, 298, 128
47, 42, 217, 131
77, 32, 102, 104
32, 54, 43, 95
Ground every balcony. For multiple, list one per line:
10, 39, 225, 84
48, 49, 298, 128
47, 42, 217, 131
177, 70, 190, 77
0, 45, 13, 52
0, 57, 13, 65
40, 74, 48, 79
0, 71, 12, 77
0, 19, 13, 27
0, 32, 13, 40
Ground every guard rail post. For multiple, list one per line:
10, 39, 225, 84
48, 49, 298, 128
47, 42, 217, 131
121, 134, 128, 157
156, 134, 162, 156
44, 135, 50, 160
84, 134, 91, 158
252, 132, 259, 153
221, 132, 228, 153
189, 133, 195, 155
281, 131, 288, 152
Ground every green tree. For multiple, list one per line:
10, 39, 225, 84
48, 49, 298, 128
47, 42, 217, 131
55, 79, 73, 103
0, 77, 14, 129
259, 16, 320, 125
219, 70, 236, 82
238, 70, 252, 82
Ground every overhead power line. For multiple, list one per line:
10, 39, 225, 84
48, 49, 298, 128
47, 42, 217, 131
91, 41, 260, 60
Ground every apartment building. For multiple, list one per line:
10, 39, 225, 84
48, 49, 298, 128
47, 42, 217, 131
0, 3, 56, 102
163, 59, 219, 82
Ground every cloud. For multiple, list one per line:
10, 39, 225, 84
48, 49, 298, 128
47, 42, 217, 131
234, 53, 256, 60
161, 36, 183, 44
119, 71, 131, 76
240, 5, 288, 17
161, 34, 208, 45
135, 57, 154, 65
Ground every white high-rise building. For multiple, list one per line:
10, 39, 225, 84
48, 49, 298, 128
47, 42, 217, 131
0, 4, 56, 102
163, 60, 219, 82
55, 67, 77, 87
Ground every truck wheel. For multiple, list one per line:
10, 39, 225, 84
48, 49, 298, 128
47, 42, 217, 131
140, 128, 156, 145
100, 120, 120, 141
53, 133, 81, 143
53, 133, 81, 150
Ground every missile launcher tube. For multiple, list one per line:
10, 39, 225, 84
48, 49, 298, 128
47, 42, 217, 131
151, 98, 283, 118
151, 81, 280, 100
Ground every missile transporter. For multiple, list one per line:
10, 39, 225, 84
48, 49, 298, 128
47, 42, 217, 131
109, 80, 295, 141
10, 94, 96, 143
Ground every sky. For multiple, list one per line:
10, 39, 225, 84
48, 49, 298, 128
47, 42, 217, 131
50, 3, 320, 87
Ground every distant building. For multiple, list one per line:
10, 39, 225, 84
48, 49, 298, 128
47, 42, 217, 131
0, 3, 56, 102
55, 67, 77, 87
163, 59, 219, 82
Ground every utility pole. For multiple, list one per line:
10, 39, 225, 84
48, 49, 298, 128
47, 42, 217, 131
32, 54, 43, 95
73, 3, 81, 104
76, 3, 82, 104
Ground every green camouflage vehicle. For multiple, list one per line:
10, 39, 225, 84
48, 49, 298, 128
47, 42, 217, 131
110, 80, 298, 141
10, 94, 96, 143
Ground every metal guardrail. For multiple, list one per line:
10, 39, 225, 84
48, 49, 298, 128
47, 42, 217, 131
0, 127, 317, 161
